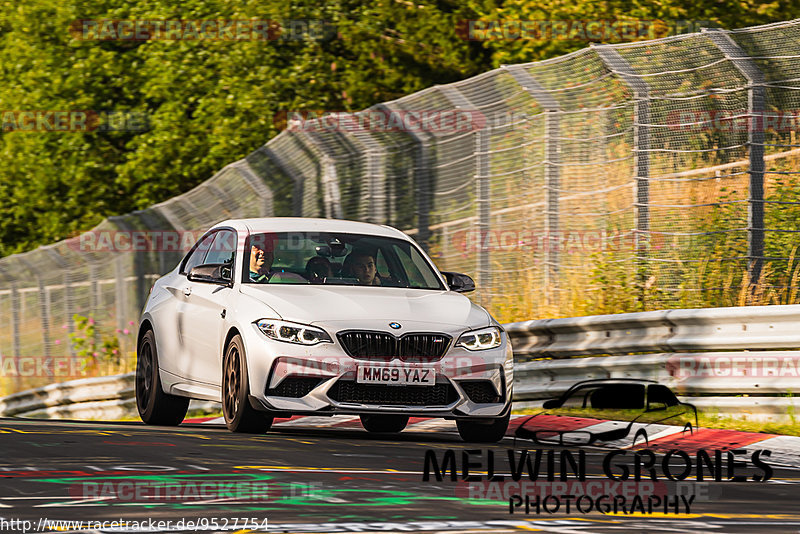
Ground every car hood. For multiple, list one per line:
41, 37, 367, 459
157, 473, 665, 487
238, 284, 491, 329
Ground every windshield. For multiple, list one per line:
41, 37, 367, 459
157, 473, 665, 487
242, 231, 446, 290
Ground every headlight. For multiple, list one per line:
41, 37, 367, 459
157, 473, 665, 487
256, 319, 332, 345
456, 326, 502, 351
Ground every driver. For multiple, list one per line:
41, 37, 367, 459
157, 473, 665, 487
248, 234, 276, 283
344, 250, 382, 286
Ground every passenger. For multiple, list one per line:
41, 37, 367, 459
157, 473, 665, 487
248, 236, 275, 283
343, 250, 382, 286
305, 256, 333, 284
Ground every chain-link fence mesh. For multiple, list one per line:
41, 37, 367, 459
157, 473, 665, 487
2, 20, 800, 394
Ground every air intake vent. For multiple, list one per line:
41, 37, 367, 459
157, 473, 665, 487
266, 377, 324, 398
460, 380, 502, 403
337, 331, 451, 361
328, 380, 457, 406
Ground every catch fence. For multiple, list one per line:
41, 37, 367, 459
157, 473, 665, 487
2, 19, 800, 394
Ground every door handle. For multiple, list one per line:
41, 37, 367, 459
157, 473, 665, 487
183, 287, 192, 297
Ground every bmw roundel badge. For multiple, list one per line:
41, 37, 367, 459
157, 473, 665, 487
389, 322, 402, 329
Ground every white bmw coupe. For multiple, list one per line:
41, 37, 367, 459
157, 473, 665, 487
136, 218, 513, 442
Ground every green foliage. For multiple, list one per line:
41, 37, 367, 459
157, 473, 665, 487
68, 313, 125, 369
0, 0, 490, 256
3, 0, 799, 257
470, 0, 800, 66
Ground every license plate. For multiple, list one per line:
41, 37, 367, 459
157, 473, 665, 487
356, 366, 436, 386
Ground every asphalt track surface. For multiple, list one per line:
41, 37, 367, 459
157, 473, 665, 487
1, 417, 800, 533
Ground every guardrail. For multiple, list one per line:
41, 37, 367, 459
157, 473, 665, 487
505, 305, 800, 359
506, 304, 800, 421
2, 304, 800, 422
0, 372, 219, 420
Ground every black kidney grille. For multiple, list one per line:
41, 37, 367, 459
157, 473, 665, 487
266, 377, 324, 398
328, 380, 457, 406
338, 331, 451, 361
460, 380, 502, 403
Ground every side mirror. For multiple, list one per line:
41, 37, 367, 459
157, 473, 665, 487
188, 263, 232, 286
542, 399, 560, 409
442, 271, 476, 293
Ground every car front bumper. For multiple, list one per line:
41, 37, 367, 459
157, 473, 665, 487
243, 322, 514, 420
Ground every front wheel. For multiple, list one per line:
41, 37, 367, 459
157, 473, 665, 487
135, 329, 189, 426
360, 414, 409, 433
222, 334, 273, 434
456, 414, 510, 443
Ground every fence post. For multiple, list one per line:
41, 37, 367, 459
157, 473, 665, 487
15, 257, 50, 358
476, 128, 491, 305
259, 145, 306, 217
9, 282, 20, 359
232, 159, 275, 217
702, 28, 766, 287
302, 131, 344, 219
503, 65, 561, 304
593, 45, 651, 301
42, 248, 74, 357
89, 262, 100, 331
109, 216, 149, 318
36, 274, 51, 357
376, 102, 433, 251
437, 85, 492, 302
114, 254, 127, 333
366, 148, 387, 224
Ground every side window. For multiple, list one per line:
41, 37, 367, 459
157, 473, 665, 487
647, 384, 680, 408
393, 244, 441, 288
180, 232, 216, 275
205, 230, 237, 265
375, 249, 390, 278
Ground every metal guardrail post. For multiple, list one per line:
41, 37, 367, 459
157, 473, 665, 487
503, 65, 562, 302
702, 28, 767, 287
593, 45, 651, 299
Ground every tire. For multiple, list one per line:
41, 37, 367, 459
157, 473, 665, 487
456, 413, 510, 443
222, 334, 273, 434
136, 329, 189, 426
360, 414, 409, 433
